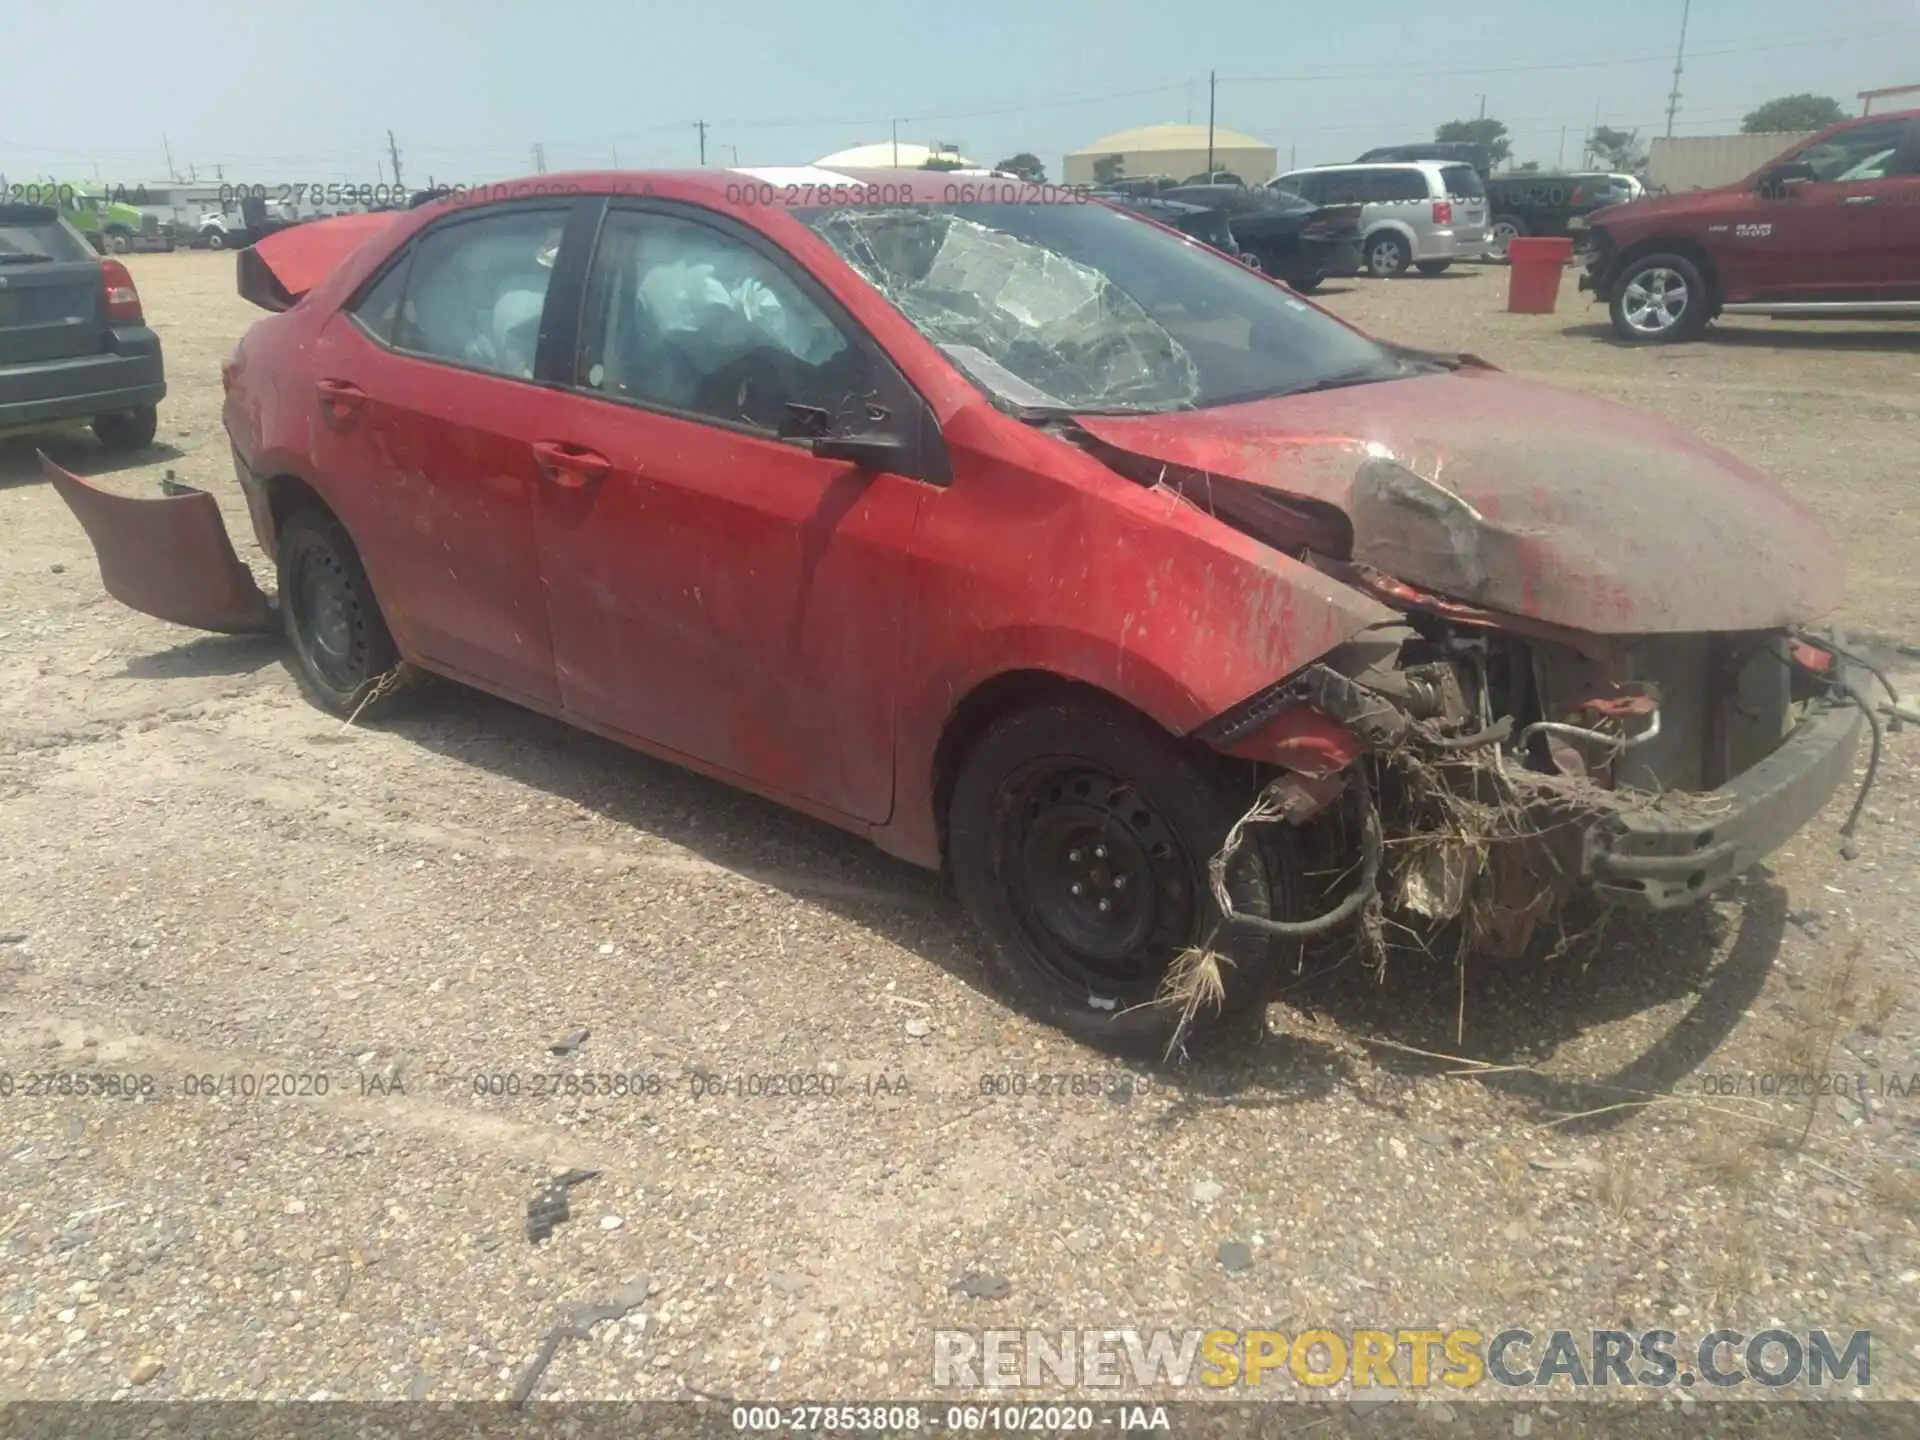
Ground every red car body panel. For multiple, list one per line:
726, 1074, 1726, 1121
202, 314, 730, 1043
1075, 367, 1843, 636
1586, 109, 1920, 303
204, 171, 1398, 867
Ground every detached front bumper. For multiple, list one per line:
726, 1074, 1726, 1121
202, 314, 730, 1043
1586, 694, 1865, 909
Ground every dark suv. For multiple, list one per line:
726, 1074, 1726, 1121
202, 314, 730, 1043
1579, 110, 1920, 342
0, 204, 164, 449
1483, 172, 1636, 258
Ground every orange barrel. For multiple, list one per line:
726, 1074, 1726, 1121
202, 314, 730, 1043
1506, 236, 1575, 314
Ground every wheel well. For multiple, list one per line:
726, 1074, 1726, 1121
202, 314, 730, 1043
1611, 237, 1721, 310
930, 671, 1171, 857
264, 474, 328, 556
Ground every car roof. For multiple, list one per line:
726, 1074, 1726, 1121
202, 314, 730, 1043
400, 166, 1066, 214
1279, 160, 1456, 175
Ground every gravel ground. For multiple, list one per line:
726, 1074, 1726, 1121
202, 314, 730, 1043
1, 252, 1917, 1419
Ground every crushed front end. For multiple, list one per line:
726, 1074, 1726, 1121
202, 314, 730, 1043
1199, 607, 1873, 958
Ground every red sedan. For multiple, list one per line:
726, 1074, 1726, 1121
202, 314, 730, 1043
47, 168, 1883, 1054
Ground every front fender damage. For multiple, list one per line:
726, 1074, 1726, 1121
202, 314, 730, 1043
41, 454, 276, 634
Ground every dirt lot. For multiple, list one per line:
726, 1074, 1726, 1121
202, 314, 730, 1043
2, 251, 1918, 1418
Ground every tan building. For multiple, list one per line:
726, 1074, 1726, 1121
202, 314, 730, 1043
1064, 123, 1278, 187
1645, 132, 1815, 192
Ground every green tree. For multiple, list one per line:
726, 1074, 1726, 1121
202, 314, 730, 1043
993, 152, 1047, 182
1091, 153, 1126, 186
1434, 117, 1512, 167
1742, 94, 1847, 134
1587, 125, 1645, 171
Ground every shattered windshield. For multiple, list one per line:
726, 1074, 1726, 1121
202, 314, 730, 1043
799, 202, 1397, 415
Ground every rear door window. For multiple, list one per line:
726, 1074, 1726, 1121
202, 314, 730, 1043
1439, 164, 1485, 198
383, 207, 568, 380
1316, 170, 1368, 204
1366, 169, 1430, 203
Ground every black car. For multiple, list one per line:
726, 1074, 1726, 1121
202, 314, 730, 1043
0, 205, 164, 450
1483, 172, 1636, 258
1098, 195, 1248, 264
1356, 141, 1492, 179
1158, 184, 1363, 291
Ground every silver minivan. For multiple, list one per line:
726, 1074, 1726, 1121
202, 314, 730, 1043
1270, 161, 1490, 277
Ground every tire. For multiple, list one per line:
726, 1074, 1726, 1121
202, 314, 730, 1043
1287, 272, 1325, 294
1488, 214, 1526, 260
203, 229, 227, 251
92, 405, 158, 451
947, 695, 1302, 1056
1415, 261, 1451, 277
277, 505, 401, 717
106, 230, 132, 254
1609, 251, 1711, 343
1364, 231, 1412, 278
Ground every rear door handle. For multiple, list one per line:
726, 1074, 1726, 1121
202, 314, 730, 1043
531, 439, 611, 489
316, 378, 366, 417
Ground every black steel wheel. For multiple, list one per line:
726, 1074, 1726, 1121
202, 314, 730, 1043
948, 695, 1299, 1054
277, 505, 400, 716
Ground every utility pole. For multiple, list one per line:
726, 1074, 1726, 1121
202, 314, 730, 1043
387, 130, 404, 191
694, 120, 708, 166
1558, 126, 1568, 168
533, 143, 546, 173
1206, 69, 1216, 173
726, 144, 739, 165
892, 118, 900, 167
1664, 0, 1691, 137
612, 143, 620, 167
215, 163, 223, 180
163, 134, 177, 181
1477, 94, 1487, 120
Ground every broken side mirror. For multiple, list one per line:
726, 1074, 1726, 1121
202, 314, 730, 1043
780, 401, 904, 470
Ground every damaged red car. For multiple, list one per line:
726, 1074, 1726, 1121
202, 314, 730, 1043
46, 169, 1887, 1053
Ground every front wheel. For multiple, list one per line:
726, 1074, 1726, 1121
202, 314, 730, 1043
1364, 231, 1412, 278
105, 230, 133, 254
1610, 252, 1711, 342
1288, 272, 1324, 294
203, 229, 227, 251
277, 506, 402, 716
947, 696, 1296, 1055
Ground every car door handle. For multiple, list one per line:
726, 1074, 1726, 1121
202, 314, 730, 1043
315, 379, 366, 416
531, 440, 610, 489
1844, 194, 1880, 204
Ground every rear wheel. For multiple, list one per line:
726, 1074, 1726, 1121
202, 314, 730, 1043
105, 229, 133, 254
1415, 261, 1452, 277
947, 695, 1297, 1055
203, 228, 227, 251
1610, 252, 1711, 343
1364, 231, 1412, 277
92, 405, 157, 451
1288, 272, 1325, 294
277, 505, 401, 716
1488, 215, 1526, 260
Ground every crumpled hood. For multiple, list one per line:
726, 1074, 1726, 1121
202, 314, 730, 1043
1075, 367, 1842, 635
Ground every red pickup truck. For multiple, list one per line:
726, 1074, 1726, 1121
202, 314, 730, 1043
1578, 109, 1920, 342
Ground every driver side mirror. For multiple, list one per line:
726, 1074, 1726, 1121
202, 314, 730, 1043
1760, 160, 1815, 196
778, 402, 905, 471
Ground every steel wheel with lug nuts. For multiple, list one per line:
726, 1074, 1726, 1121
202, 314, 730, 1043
1611, 252, 1710, 343
277, 505, 401, 716
947, 696, 1297, 1055
1365, 232, 1411, 277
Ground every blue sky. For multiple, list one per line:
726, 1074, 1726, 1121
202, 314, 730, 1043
2, 0, 1913, 185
